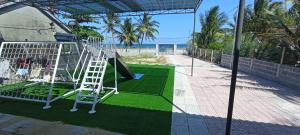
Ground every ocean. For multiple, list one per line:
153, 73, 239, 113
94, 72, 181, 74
115, 44, 188, 49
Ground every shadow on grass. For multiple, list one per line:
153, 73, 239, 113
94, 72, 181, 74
0, 64, 175, 135
0, 99, 172, 135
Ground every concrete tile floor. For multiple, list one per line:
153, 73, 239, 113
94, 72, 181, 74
167, 55, 300, 135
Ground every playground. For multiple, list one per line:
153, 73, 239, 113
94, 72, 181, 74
0, 55, 175, 135
1, 0, 299, 135
0, 33, 176, 135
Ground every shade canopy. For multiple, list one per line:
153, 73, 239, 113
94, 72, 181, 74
20, 0, 202, 15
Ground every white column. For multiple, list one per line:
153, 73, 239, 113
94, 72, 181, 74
211, 50, 214, 62
276, 47, 286, 77
156, 44, 159, 56
174, 43, 177, 55
250, 58, 254, 71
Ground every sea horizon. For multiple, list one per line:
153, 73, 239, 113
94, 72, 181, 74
115, 44, 187, 49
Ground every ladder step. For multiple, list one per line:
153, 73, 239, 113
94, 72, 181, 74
85, 77, 102, 79
91, 61, 105, 63
79, 94, 97, 98
82, 82, 99, 85
87, 71, 101, 73
77, 100, 96, 104
89, 66, 104, 68
80, 88, 98, 91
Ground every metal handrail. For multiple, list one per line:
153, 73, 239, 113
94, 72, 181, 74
88, 38, 106, 94
86, 36, 117, 94
72, 44, 91, 87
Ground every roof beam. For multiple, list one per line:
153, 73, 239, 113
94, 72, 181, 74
154, 0, 162, 10
195, 0, 203, 11
79, 4, 100, 14
118, 0, 143, 12
15, 0, 202, 15
31, 0, 123, 13
97, 0, 122, 13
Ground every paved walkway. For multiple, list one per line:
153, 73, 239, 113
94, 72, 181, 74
167, 55, 300, 135
169, 56, 209, 135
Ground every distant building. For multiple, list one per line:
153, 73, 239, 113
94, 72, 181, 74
0, 1, 74, 43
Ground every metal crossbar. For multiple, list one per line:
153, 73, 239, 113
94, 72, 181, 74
14, 0, 202, 15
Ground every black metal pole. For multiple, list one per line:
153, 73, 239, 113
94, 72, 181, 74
225, 0, 245, 135
191, 10, 196, 76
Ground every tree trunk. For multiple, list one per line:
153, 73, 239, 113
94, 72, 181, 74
139, 34, 145, 54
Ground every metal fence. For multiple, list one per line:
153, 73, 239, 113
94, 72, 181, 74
221, 54, 300, 89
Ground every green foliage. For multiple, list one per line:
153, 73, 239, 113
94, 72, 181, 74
240, 36, 258, 57
256, 44, 282, 63
195, 6, 227, 50
243, 0, 299, 49
223, 34, 258, 57
63, 14, 97, 24
224, 0, 300, 65
72, 25, 103, 40
102, 12, 121, 38
116, 18, 138, 50
222, 35, 234, 55
137, 13, 159, 52
63, 13, 102, 40
209, 42, 224, 50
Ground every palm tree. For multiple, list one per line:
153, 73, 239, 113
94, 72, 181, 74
196, 6, 227, 49
102, 12, 120, 44
243, 0, 299, 49
137, 13, 159, 53
63, 13, 101, 40
116, 18, 138, 51
279, 0, 300, 49
240, 0, 299, 63
64, 14, 96, 24
243, 0, 284, 42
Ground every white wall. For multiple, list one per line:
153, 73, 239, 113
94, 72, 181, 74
0, 4, 67, 41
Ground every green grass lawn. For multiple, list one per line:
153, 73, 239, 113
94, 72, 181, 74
0, 64, 175, 135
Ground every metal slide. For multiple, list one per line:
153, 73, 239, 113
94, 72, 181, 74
108, 52, 134, 79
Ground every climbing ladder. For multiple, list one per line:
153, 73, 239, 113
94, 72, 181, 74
70, 37, 118, 114
70, 47, 107, 114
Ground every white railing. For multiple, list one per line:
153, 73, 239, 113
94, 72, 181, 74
72, 44, 91, 87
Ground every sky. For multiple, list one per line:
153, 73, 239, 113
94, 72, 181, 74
64, 0, 256, 44
146, 0, 254, 44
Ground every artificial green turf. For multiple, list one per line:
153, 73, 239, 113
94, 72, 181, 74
0, 82, 73, 99
0, 64, 175, 135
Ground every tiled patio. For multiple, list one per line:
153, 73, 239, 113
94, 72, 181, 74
167, 55, 300, 135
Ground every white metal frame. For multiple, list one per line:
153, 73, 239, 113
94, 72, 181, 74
87, 36, 118, 94
0, 42, 80, 108
70, 36, 118, 114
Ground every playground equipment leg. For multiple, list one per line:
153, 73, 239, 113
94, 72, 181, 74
114, 52, 119, 94
88, 96, 97, 114
70, 93, 79, 112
